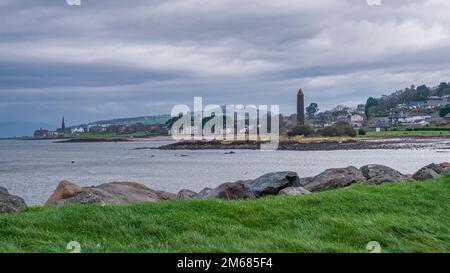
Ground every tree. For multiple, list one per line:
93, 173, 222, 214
437, 82, 450, 96
317, 122, 356, 137
288, 125, 315, 137
365, 97, 379, 117
439, 105, 450, 117
316, 112, 331, 127
306, 103, 319, 119
416, 85, 431, 101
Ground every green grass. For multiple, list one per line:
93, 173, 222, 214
74, 131, 162, 138
1, 177, 449, 253
364, 130, 450, 138
54, 131, 166, 140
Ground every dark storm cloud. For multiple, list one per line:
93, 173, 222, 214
1, 0, 450, 136
0, 60, 182, 89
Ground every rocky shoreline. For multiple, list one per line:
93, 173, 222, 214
156, 138, 450, 151
54, 138, 132, 143
1, 162, 449, 213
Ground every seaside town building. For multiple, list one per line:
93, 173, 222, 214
33, 128, 50, 138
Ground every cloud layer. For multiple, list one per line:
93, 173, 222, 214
1, 0, 450, 135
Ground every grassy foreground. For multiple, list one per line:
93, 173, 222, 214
0, 176, 449, 253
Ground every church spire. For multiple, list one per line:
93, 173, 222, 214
62, 116, 66, 131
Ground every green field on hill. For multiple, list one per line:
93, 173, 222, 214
365, 130, 450, 138
0, 176, 449, 253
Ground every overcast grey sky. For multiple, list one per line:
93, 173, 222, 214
1, 0, 450, 135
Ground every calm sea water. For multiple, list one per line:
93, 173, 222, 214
0, 139, 449, 205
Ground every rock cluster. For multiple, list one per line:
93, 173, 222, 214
1, 162, 449, 213
412, 163, 450, 181
245, 171, 300, 197
0, 187, 27, 213
304, 166, 366, 192
360, 164, 413, 184
202, 181, 255, 200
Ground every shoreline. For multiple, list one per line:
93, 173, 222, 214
4, 135, 450, 151
11, 135, 174, 143
3, 162, 449, 207
156, 138, 450, 151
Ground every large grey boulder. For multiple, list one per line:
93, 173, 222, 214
245, 171, 300, 197
412, 163, 450, 181
59, 189, 111, 205
296, 177, 314, 187
159, 191, 177, 200
204, 181, 255, 200
413, 165, 440, 181
278, 187, 311, 196
177, 189, 198, 200
0, 186, 27, 213
47, 181, 174, 205
197, 187, 213, 198
304, 166, 366, 192
360, 164, 412, 185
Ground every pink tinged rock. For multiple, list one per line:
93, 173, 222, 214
45, 180, 83, 206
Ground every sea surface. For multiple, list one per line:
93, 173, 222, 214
0, 139, 449, 205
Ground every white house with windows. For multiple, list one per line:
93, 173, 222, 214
350, 114, 364, 127
71, 127, 85, 134
403, 115, 431, 126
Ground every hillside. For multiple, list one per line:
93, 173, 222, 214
365, 81, 450, 117
71, 115, 171, 128
0, 176, 448, 253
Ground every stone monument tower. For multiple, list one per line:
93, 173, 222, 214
297, 88, 305, 125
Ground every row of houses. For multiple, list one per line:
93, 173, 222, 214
34, 123, 168, 138
368, 113, 450, 131
87, 123, 167, 134
33, 129, 58, 138
327, 111, 450, 132
33, 127, 86, 138
388, 113, 432, 125
397, 95, 450, 110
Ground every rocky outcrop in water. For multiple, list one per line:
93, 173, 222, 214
0, 187, 27, 213
159, 140, 261, 150
304, 166, 366, 192
157, 138, 450, 151
360, 164, 413, 185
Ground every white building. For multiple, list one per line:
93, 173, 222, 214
71, 127, 85, 134
350, 114, 364, 127
403, 115, 431, 125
